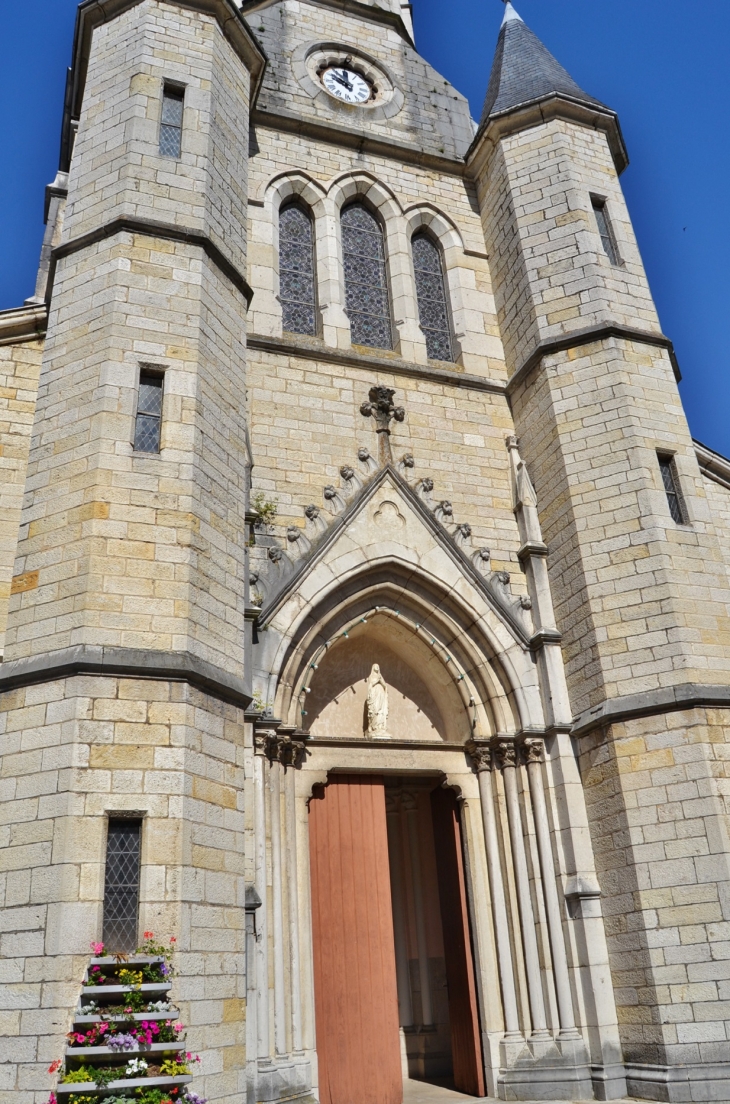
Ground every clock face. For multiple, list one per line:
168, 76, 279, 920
322, 67, 372, 105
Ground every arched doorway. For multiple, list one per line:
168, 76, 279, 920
308, 773, 485, 1104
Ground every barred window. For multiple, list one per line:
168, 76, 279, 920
159, 85, 184, 158
341, 203, 392, 350
412, 232, 453, 362
591, 197, 620, 266
103, 819, 142, 953
134, 372, 163, 453
658, 453, 686, 524
279, 203, 317, 336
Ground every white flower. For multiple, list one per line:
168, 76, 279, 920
125, 1058, 148, 1077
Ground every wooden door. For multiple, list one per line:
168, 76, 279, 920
431, 786, 486, 1098
309, 775, 403, 1104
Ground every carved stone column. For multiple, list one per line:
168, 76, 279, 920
253, 732, 271, 1061
467, 741, 522, 1041
268, 734, 288, 1056
523, 739, 580, 1039
402, 790, 433, 1027
495, 740, 550, 1040
287, 739, 306, 1054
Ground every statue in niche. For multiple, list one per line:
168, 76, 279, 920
366, 664, 390, 739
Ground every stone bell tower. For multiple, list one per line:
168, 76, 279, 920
471, 5, 730, 1101
1, 3, 264, 1100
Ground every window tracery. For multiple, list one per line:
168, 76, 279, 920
279, 202, 317, 336
412, 232, 453, 362
341, 203, 392, 350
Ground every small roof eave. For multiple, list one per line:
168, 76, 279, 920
465, 92, 629, 177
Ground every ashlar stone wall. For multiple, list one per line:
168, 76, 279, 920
0, 673, 249, 1104
0, 338, 43, 658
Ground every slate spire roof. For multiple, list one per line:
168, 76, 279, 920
480, 3, 607, 123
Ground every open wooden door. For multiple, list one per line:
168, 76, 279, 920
309, 775, 403, 1104
431, 786, 486, 1097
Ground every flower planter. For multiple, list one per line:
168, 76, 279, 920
56, 1075, 192, 1097
65, 1042, 186, 1060
49, 940, 203, 1104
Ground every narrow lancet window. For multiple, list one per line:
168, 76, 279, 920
341, 203, 392, 350
134, 372, 163, 453
159, 85, 184, 158
412, 232, 454, 362
279, 203, 317, 336
103, 819, 142, 952
591, 197, 620, 266
658, 453, 686, 524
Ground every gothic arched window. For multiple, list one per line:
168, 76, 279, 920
412, 232, 453, 362
279, 202, 317, 335
341, 203, 392, 350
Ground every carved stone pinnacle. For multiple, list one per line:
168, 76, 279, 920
360, 385, 405, 465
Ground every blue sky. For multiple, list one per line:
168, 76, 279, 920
1, 0, 729, 453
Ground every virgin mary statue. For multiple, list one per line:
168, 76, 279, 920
366, 664, 389, 739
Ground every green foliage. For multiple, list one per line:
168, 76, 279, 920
134, 1090, 180, 1104
61, 1069, 96, 1085
251, 491, 278, 527
95, 1068, 125, 1088
160, 1057, 189, 1076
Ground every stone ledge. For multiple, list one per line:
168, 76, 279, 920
626, 1060, 730, 1103
694, 438, 730, 492
247, 333, 506, 394
0, 304, 48, 347
506, 322, 681, 396
0, 645, 251, 708
50, 216, 253, 306
572, 683, 730, 739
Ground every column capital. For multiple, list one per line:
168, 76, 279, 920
466, 739, 493, 773
522, 738, 545, 765
495, 739, 518, 770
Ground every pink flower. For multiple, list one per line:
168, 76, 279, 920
90, 941, 105, 955
173, 1022, 183, 1034
47, 1094, 57, 1104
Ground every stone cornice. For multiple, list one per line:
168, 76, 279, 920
571, 683, 730, 739
240, 0, 414, 47
247, 333, 506, 394
0, 305, 48, 348
466, 93, 629, 179
251, 109, 467, 175
64, 0, 267, 170
0, 645, 252, 709
50, 216, 254, 306
694, 439, 730, 492
505, 322, 681, 396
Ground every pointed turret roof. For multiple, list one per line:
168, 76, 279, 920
480, 3, 607, 123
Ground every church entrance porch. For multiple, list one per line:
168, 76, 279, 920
308, 773, 485, 1104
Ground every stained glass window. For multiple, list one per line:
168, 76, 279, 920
134, 373, 163, 453
279, 203, 317, 336
102, 819, 141, 952
159, 86, 184, 158
658, 454, 686, 524
341, 203, 392, 350
412, 232, 453, 362
592, 198, 621, 266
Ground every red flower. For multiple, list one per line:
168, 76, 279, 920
169, 937, 177, 943
48, 1060, 62, 1074
143, 931, 154, 939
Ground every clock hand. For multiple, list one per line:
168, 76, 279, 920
333, 70, 354, 90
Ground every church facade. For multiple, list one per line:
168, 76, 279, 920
3, 1, 730, 1102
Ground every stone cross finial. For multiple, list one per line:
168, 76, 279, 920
360, 386, 405, 465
